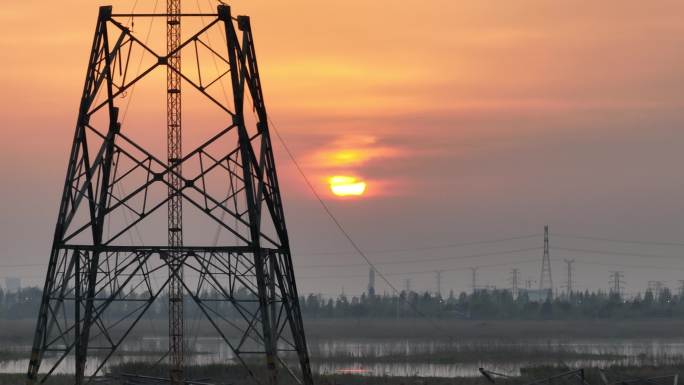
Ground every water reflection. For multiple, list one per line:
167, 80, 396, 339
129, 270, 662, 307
3, 338, 683, 378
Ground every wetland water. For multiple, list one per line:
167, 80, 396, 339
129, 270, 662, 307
3, 337, 684, 378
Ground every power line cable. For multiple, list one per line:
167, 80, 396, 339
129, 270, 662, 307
267, 116, 458, 333
298, 257, 541, 280
571, 258, 684, 272
9, 245, 682, 270
555, 234, 684, 248
298, 246, 541, 268
555, 246, 684, 261
296, 234, 539, 257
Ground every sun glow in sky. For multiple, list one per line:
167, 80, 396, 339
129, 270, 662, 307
328, 176, 367, 197
307, 135, 401, 198
4, 0, 684, 294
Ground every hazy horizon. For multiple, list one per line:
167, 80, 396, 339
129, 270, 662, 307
2, 0, 684, 297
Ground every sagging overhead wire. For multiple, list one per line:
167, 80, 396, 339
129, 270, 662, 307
299, 246, 542, 268
267, 115, 496, 340
298, 257, 541, 280
555, 233, 684, 248
554, 246, 684, 261
296, 233, 539, 257
568, 258, 684, 272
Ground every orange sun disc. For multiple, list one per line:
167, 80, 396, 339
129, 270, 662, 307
328, 176, 367, 197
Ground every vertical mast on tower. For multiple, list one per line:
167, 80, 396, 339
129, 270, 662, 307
166, 0, 184, 383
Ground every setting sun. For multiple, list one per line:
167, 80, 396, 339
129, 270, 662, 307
329, 176, 367, 197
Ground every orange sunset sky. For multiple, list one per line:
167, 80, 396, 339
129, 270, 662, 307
2, 0, 684, 296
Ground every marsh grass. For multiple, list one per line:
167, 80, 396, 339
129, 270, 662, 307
0, 361, 682, 385
0, 350, 26, 361
0, 373, 73, 385
23, 362, 678, 385
307, 342, 629, 364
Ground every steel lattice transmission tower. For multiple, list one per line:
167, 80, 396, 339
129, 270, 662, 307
26, 5, 313, 385
434, 270, 442, 298
509, 268, 520, 299
610, 271, 624, 297
563, 259, 574, 297
166, 0, 184, 383
470, 267, 478, 294
367, 267, 376, 297
539, 225, 553, 298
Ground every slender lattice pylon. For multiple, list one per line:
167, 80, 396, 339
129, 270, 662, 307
539, 225, 553, 298
26, 5, 313, 385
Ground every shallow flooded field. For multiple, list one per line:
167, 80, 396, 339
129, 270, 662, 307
3, 336, 684, 378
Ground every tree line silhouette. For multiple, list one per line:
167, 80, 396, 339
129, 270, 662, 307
1, 286, 683, 320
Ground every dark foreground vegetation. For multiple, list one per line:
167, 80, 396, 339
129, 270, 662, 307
2, 285, 684, 321
101, 362, 684, 385
0, 363, 680, 385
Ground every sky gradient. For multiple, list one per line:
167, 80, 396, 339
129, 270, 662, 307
2, 0, 684, 297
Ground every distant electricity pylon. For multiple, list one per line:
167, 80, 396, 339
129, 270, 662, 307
368, 267, 376, 297
404, 278, 412, 293
563, 259, 575, 296
509, 268, 520, 298
470, 267, 479, 294
435, 270, 443, 297
610, 271, 624, 297
26, 5, 313, 385
649, 280, 665, 300
539, 225, 553, 298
